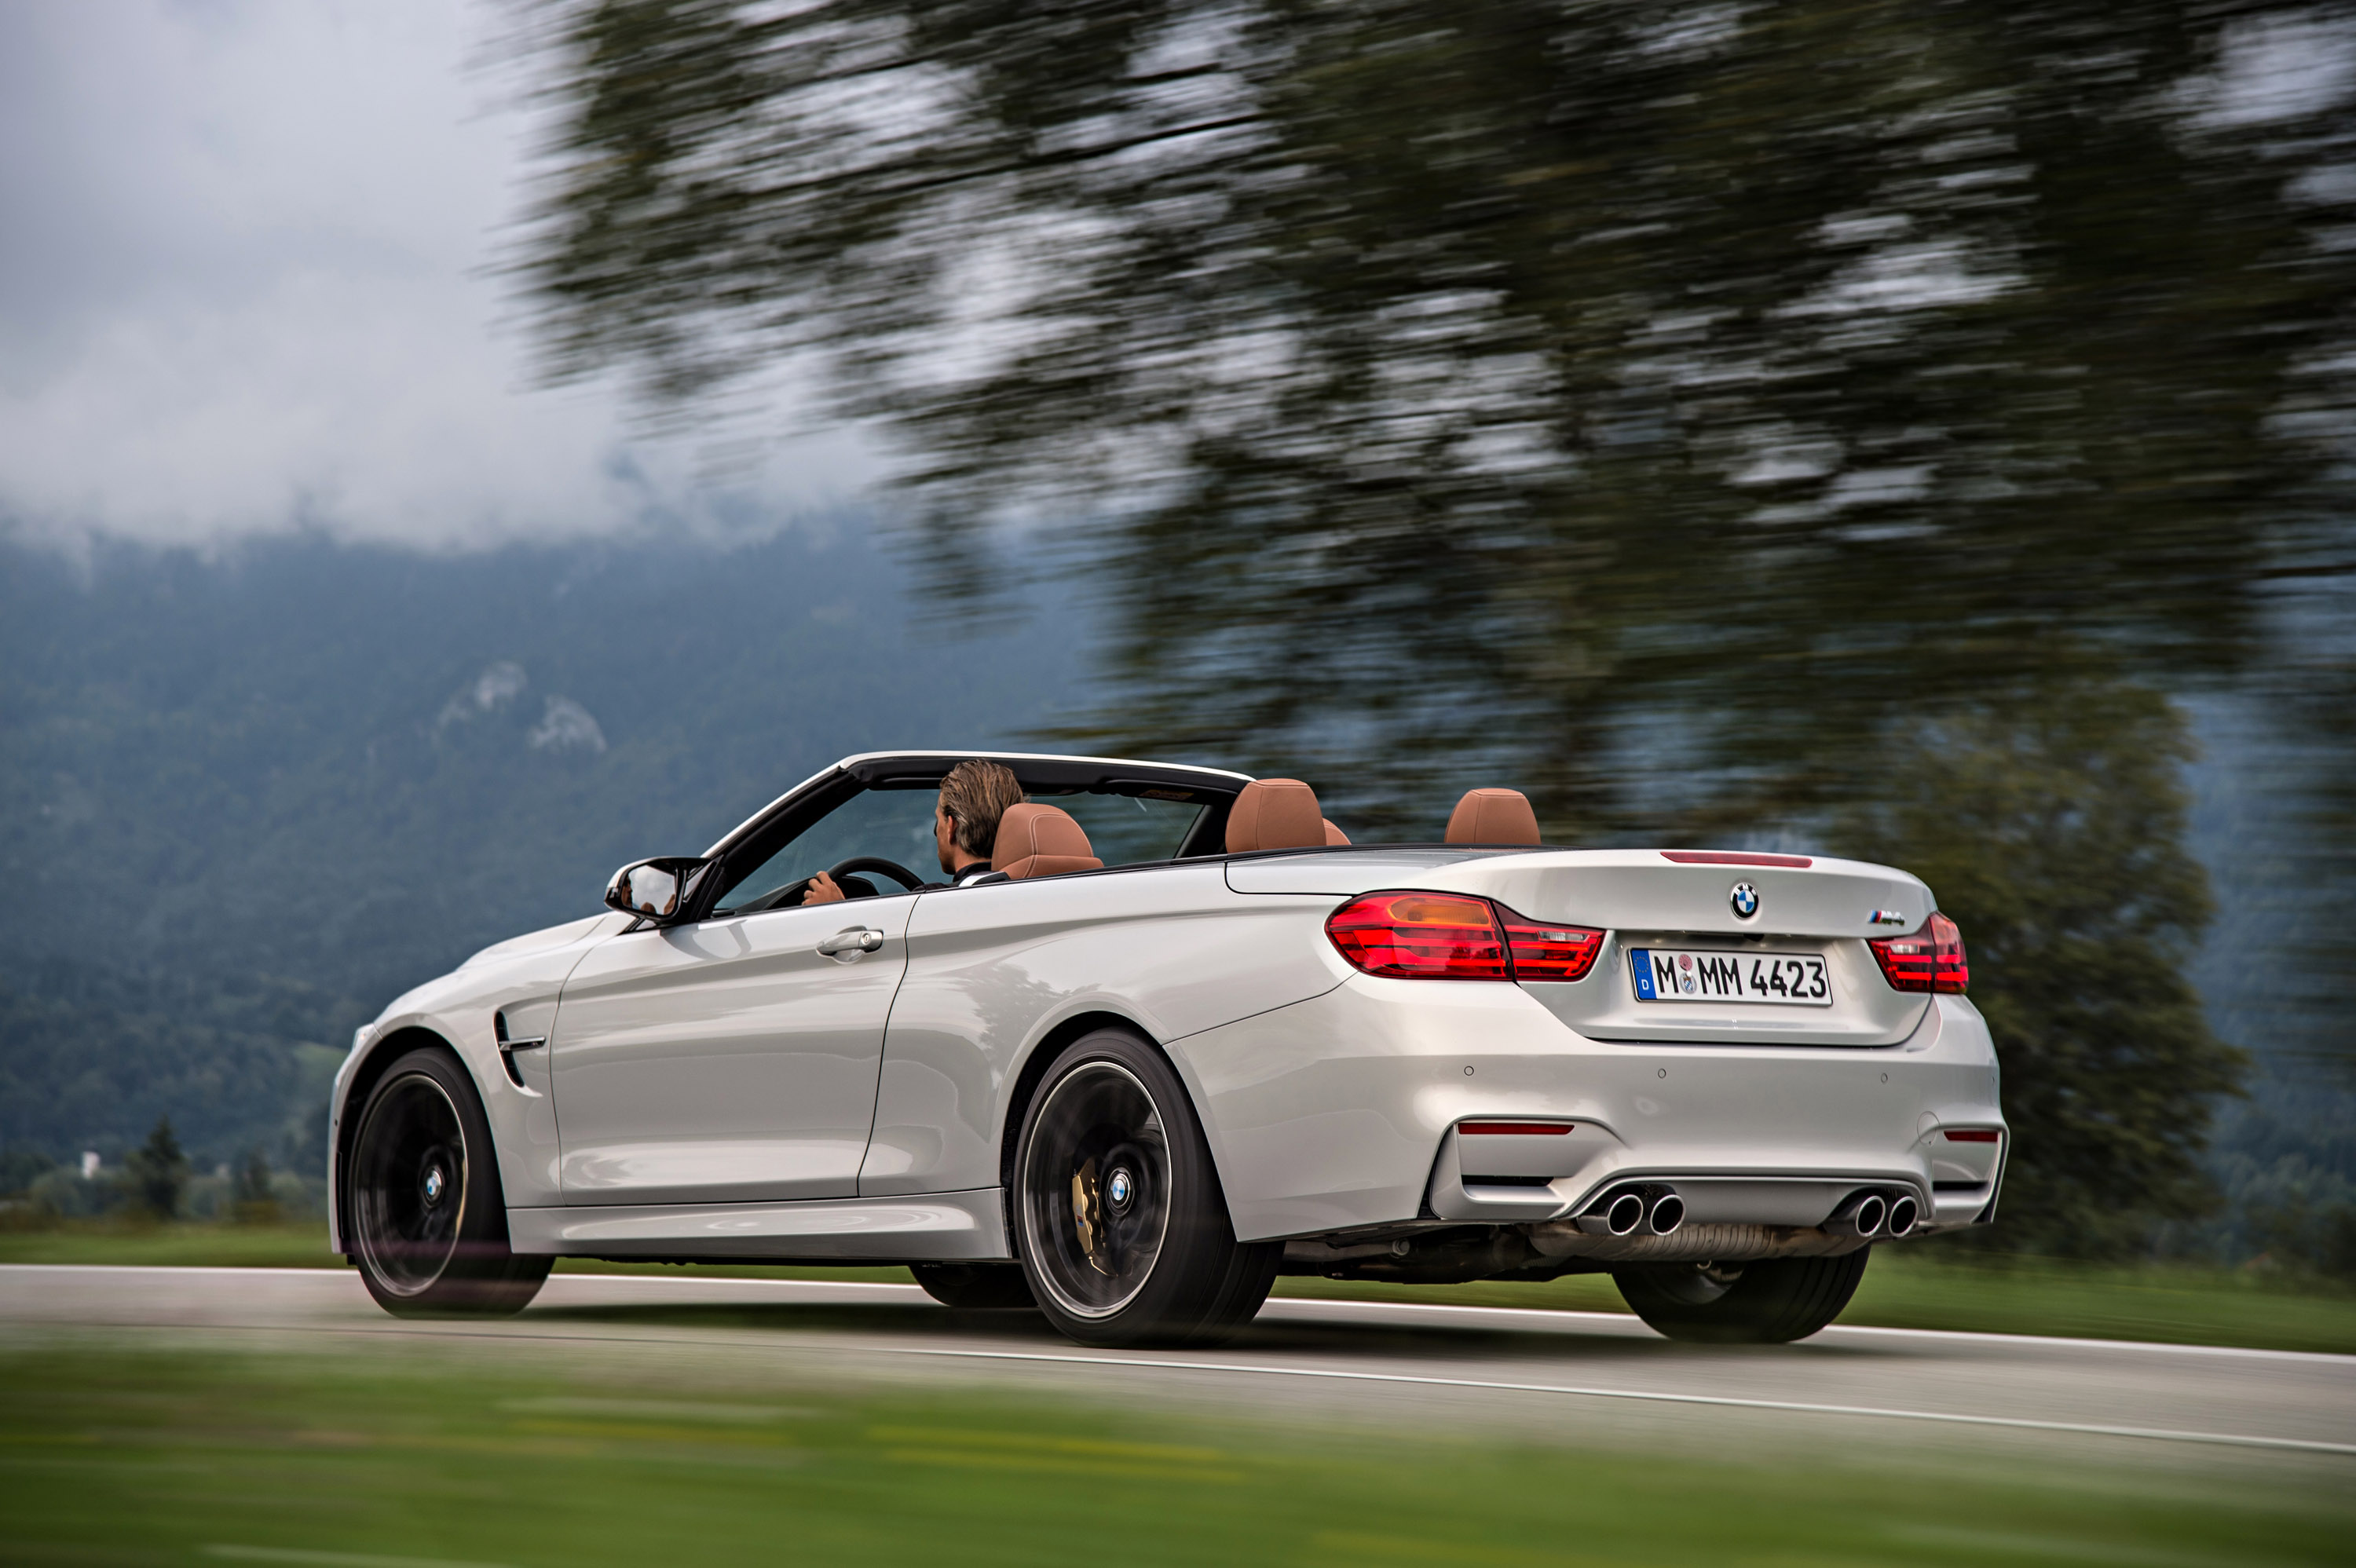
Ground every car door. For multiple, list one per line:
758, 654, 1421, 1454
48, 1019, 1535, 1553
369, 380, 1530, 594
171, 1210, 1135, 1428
547, 894, 913, 1205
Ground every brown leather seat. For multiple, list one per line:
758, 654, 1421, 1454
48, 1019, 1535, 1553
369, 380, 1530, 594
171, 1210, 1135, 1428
1323, 819, 1351, 846
990, 803, 1103, 879
1445, 788, 1541, 846
1225, 779, 1328, 853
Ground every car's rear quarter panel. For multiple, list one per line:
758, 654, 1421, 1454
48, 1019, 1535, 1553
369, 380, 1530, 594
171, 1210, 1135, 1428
859, 862, 1354, 1197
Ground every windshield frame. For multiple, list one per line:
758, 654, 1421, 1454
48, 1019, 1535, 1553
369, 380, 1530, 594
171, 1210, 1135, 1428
679, 753, 1248, 924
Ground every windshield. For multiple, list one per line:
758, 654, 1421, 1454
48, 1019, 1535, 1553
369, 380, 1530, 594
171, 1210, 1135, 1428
713, 788, 939, 913
711, 784, 1209, 915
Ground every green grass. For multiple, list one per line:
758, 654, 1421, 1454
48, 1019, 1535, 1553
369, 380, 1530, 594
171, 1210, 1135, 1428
7, 1223, 2352, 1354
1, 1339, 2347, 1567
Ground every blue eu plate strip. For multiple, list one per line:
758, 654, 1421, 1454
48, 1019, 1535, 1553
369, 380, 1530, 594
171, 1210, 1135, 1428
1630, 948, 1655, 1000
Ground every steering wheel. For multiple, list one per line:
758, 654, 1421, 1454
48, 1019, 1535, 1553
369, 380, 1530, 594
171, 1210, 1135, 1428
825, 856, 926, 893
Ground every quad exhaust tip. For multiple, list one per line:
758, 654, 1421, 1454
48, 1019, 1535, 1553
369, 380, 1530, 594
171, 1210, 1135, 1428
1584, 1186, 1681, 1237
1825, 1191, 1888, 1238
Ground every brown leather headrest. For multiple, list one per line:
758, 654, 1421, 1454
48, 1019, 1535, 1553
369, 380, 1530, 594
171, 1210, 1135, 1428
990, 802, 1103, 879
1225, 779, 1326, 853
1446, 788, 1540, 846
1323, 819, 1351, 846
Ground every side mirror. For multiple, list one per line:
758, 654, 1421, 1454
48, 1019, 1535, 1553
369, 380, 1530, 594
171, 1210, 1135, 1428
605, 857, 709, 923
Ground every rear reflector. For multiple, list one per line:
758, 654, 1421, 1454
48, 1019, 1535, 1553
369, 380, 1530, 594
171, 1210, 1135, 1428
1660, 850, 1813, 868
1868, 911, 1969, 994
1326, 892, 1602, 982
1942, 1128, 2002, 1143
1459, 1121, 1575, 1135
1324, 892, 1508, 980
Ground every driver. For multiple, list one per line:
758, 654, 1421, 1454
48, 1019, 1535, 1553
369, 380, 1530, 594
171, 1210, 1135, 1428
804, 758, 1025, 904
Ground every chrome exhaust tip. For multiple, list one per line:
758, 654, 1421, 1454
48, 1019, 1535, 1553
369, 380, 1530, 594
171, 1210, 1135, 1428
1605, 1191, 1647, 1237
1647, 1191, 1685, 1236
1825, 1191, 1887, 1239
1885, 1194, 1919, 1238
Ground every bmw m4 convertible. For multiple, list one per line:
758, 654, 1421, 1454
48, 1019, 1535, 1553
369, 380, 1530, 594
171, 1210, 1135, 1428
331, 751, 2005, 1346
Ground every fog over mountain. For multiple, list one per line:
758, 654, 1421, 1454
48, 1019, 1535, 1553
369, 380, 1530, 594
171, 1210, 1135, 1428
0, 524, 1083, 1171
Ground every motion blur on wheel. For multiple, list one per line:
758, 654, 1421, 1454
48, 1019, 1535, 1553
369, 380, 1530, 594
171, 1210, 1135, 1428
327, 751, 2003, 1346
345, 1047, 549, 1317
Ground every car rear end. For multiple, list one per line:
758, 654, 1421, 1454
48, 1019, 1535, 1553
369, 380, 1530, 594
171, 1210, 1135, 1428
1190, 848, 2004, 1274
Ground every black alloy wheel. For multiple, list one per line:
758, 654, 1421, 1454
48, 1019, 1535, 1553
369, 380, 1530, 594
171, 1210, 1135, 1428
346, 1045, 550, 1317
1013, 1027, 1279, 1347
1613, 1249, 1871, 1343
909, 1262, 1038, 1310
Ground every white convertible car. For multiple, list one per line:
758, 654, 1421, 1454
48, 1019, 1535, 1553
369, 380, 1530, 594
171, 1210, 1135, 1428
330, 751, 2004, 1346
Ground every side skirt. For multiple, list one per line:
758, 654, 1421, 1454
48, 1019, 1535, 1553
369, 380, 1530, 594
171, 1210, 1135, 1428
507, 1188, 1010, 1262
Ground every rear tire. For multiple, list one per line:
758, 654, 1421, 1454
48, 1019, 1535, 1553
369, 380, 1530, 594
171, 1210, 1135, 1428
346, 1046, 551, 1318
910, 1263, 1037, 1310
1012, 1027, 1279, 1347
1614, 1249, 1871, 1344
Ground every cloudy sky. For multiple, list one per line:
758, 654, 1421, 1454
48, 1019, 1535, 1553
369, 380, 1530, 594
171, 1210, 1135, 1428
0, 0, 873, 552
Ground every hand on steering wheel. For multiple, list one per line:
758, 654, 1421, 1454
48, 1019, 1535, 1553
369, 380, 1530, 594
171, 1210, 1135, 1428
822, 856, 925, 893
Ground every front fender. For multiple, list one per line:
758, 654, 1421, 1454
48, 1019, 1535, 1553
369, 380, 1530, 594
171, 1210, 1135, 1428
327, 920, 620, 1252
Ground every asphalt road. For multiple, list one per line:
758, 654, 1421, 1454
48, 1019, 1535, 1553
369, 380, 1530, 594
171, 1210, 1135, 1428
4, 1265, 2351, 1481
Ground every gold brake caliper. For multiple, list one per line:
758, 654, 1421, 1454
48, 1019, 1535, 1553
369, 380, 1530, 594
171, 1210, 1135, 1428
1072, 1157, 1107, 1274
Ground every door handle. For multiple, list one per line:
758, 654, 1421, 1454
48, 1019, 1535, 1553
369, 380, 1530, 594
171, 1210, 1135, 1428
817, 927, 886, 958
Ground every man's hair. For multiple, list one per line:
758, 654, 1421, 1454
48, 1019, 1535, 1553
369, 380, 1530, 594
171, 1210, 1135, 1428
938, 758, 1025, 861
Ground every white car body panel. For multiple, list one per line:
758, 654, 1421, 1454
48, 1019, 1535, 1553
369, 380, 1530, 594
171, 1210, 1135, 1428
328, 753, 2006, 1271
326, 911, 630, 1251
507, 1189, 1004, 1260
548, 895, 916, 1204
860, 861, 1348, 1197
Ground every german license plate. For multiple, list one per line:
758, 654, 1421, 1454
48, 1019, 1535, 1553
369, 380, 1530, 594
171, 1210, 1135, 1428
1629, 948, 1831, 1006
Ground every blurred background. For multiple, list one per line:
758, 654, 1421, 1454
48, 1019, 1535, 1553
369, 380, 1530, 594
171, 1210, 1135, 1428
2, 0, 2353, 1290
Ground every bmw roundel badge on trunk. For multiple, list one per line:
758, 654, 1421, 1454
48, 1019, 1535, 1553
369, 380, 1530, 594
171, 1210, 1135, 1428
1730, 881, 1760, 918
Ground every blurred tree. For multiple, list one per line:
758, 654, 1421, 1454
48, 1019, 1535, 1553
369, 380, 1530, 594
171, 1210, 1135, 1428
1835, 674, 2246, 1252
512, 0, 2355, 834
124, 1117, 188, 1223
232, 1146, 280, 1226
0, 1148, 55, 1197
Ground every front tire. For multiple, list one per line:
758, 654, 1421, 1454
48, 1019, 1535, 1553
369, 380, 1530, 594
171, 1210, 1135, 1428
1614, 1250, 1871, 1344
1013, 1028, 1279, 1347
346, 1045, 551, 1318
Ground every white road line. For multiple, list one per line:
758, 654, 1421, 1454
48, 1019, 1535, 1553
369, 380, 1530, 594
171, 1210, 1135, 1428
5, 1264, 2350, 1368
824, 1342, 2356, 1457
1260, 1295, 2356, 1367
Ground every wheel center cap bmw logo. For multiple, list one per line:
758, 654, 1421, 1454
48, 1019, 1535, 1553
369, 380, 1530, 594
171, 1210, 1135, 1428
422, 1167, 446, 1206
1106, 1168, 1135, 1213
1729, 882, 1760, 919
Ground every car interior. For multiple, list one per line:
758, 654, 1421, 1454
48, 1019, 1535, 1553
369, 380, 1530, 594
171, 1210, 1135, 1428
704, 765, 1551, 916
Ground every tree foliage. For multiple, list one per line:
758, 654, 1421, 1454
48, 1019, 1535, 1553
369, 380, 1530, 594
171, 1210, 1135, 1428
124, 1118, 188, 1222
1836, 678, 2245, 1254
514, 0, 2355, 835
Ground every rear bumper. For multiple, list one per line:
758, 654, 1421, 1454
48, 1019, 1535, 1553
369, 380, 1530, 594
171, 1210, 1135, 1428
1176, 978, 2003, 1244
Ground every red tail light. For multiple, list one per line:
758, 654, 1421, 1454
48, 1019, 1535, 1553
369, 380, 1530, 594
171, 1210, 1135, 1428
1326, 892, 1601, 982
1326, 892, 1507, 979
1869, 911, 1968, 994
1495, 905, 1604, 981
